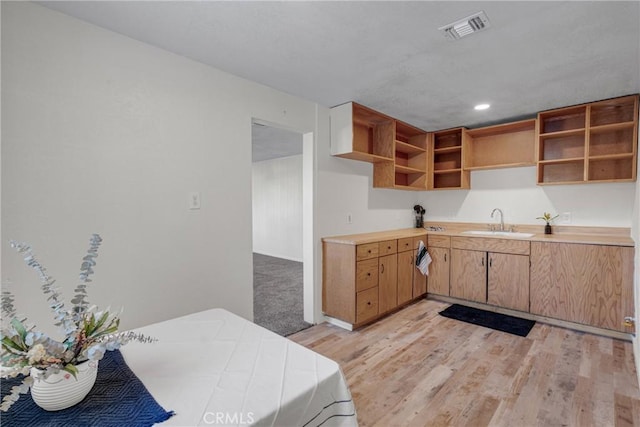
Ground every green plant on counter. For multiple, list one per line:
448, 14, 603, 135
536, 212, 559, 225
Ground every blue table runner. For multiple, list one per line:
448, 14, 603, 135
0, 350, 174, 426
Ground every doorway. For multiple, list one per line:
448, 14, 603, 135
251, 120, 313, 336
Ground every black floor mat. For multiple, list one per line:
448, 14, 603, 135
439, 304, 535, 337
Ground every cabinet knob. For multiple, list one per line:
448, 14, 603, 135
388, 246, 391, 250
381, 264, 385, 274
367, 272, 371, 276
367, 301, 372, 306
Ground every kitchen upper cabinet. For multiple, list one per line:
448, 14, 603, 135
450, 249, 487, 303
530, 241, 634, 333
536, 94, 638, 185
330, 102, 428, 190
487, 252, 530, 312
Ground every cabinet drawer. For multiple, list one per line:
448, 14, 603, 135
398, 237, 414, 252
356, 258, 379, 292
356, 287, 379, 323
379, 240, 398, 255
356, 243, 379, 261
428, 235, 451, 248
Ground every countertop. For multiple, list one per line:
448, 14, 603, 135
322, 222, 635, 247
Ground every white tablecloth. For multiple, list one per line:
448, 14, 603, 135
120, 309, 357, 427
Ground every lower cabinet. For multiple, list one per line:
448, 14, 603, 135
450, 249, 486, 303
530, 241, 634, 333
397, 235, 428, 305
323, 231, 427, 329
378, 253, 398, 314
449, 238, 531, 311
427, 235, 451, 296
487, 252, 530, 312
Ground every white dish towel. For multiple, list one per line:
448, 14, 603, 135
415, 240, 432, 276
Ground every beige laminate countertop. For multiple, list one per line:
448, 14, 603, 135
322, 225, 635, 247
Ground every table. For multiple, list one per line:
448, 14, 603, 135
121, 309, 357, 426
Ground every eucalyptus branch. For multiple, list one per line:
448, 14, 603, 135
9, 241, 75, 333
71, 234, 103, 321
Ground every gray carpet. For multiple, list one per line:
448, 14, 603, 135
253, 253, 312, 336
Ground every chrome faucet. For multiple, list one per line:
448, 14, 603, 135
491, 208, 504, 231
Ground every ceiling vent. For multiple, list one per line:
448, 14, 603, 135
439, 11, 491, 40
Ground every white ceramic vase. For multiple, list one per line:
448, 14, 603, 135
30, 360, 99, 411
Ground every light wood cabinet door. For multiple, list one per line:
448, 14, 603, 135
427, 247, 450, 296
450, 249, 487, 303
487, 252, 530, 312
378, 254, 398, 314
397, 251, 414, 305
412, 236, 427, 298
530, 242, 634, 332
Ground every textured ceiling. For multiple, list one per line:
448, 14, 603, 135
252, 123, 302, 163
39, 1, 640, 136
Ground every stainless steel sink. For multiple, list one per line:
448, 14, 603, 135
461, 230, 535, 238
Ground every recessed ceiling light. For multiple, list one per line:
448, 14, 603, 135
474, 104, 490, 111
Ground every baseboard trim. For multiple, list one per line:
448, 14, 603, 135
324, 316, 354, 331
429, 294, 633, 342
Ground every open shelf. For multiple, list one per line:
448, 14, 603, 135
395, 140, 426, 154
464, 119, 536, 170
331, 102, 395, 163
538, 159, 585, 184
539, 132, 586, 161
537, 94, 638, 185
539, 106, 586, 133
588, 156, 635, 182
590, 95, 637, 127
428, 128, 469, 190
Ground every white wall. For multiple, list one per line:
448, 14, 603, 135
418, 167, 635, 228
252, 155, 303, 262
1, 3, 321, 335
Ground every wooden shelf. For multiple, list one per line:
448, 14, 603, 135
433, 146, 462, 154
395, 164, 425, 174
537, 94, 638, 185
395, 140, 426, 154
330, 102, 394, 163
464, 119, 536, 170
429, 128, 469, 190
539, 106, 586, 133
538, 157, 585, 165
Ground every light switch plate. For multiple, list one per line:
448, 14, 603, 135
189, 192, 201, 210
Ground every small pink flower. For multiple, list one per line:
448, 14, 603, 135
64, 374, 70, 380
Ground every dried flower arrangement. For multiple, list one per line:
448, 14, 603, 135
1, 234, 155, 411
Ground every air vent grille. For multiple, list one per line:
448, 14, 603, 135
439, 11, 491, 40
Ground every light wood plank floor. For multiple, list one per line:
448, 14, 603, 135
290, 299, 640, 427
